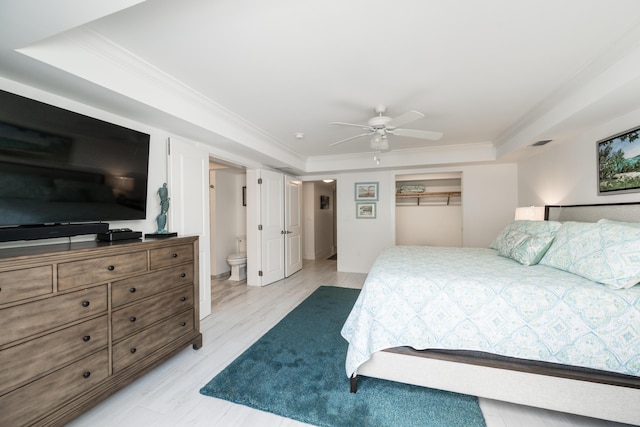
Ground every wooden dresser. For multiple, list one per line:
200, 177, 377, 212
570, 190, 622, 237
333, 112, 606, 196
0, 236, 202, 427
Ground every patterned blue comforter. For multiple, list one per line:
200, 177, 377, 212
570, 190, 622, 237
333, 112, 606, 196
341, 246, 640, 377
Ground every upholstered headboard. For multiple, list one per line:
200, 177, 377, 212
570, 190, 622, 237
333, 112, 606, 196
545, 202, 640, 222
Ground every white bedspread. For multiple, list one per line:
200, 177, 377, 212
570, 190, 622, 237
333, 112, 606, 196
341, 246, 640, 377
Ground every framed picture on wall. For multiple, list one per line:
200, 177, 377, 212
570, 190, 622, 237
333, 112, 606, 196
355, 182, 378, 201
320, 195, 330, 209
356, 202, 376, 219
598, 125, 640, 195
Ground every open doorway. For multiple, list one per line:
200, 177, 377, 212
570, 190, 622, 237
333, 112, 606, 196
395, 172, 462, 247
209, 158, 247, 279
302, 180, 336, 262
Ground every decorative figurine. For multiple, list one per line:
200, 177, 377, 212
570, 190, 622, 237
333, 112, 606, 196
156, 183, 170, 234
145, 182, 177, 238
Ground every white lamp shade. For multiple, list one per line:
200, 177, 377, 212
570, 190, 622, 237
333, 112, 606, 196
514, 206, 545, 221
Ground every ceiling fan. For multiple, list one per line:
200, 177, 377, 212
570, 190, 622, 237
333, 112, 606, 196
329, 104, 443, 152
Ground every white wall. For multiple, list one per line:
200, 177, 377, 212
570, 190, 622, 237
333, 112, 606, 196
336, 171, 393, 273
396, 206, 462, 247
518, 107, 640, 206
462, 164, 518, 247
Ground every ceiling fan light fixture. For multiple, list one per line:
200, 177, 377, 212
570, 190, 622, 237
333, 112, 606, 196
370, 133, 389, 151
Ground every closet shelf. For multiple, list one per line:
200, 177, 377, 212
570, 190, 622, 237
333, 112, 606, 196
396, 191, 461, 206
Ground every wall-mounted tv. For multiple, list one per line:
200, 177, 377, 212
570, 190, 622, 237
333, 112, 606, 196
0, 89, 150, 238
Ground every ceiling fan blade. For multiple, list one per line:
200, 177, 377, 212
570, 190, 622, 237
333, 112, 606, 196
392, 128, 443, 140
330, 121, 371, 130
386, 110, 425, 128
328, 132, 372, 146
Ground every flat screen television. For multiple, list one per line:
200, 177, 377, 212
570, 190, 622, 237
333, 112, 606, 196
0, 89, 150, 240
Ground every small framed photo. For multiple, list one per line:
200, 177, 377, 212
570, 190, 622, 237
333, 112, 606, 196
597, 126, 640, 195
355, 182, 378, 201
320, 195, 330, 209
356, 202, 376, 219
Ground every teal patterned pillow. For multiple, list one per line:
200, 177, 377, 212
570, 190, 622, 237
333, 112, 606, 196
540, 221, 640, 289
497, 230, 554, 266
512, 234, 555, 266
490, 220, 562, 250
496, 230, 528, 257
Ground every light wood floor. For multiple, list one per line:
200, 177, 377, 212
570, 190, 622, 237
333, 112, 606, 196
68, 258, 633, 427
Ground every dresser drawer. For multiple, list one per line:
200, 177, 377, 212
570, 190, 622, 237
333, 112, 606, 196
149, 244, 193, 269
112, 284, 193, 341
113, 309, 194, 373
58, 251, 147, 290
0, 285, 107, 346
112, 264, 194, 308
0, 315, 108, 396
0, 265, 52, 304
0, 349, 109, 427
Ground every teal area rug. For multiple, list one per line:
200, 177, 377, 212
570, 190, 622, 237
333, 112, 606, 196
200, 286, 486, 427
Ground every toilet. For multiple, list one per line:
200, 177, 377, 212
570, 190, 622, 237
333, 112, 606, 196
226, 237, 247, 281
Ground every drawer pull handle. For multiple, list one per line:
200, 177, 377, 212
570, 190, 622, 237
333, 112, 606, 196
181, 322, 187, 327
83, 371, 91, 379
82, 301, 90, 308
108, 265, 115, 271
130, 348, 137, 354
172, 253, 178, 258
83, 335, 91, 342
130, 316, 137, 322
129, 287, 136, 293
180, 273, 186, 278
180, 296, 187, 302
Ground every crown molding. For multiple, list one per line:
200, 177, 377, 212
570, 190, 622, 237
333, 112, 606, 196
305, 142, 496, 173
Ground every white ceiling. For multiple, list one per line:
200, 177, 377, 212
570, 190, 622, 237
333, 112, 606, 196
3, 0, 640, 174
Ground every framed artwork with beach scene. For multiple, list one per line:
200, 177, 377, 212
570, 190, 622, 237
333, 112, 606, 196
598, 126, 640, 195
355, 182, 378, 201
356, 202, 376, 219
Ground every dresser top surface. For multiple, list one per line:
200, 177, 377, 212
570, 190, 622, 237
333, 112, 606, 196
0, 235, 198, 263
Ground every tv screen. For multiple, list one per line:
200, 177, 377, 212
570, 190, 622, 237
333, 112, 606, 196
0, 89, 150, 227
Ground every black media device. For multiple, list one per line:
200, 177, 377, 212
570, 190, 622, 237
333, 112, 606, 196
0, 89, 151, 242
97, 229, 142, 242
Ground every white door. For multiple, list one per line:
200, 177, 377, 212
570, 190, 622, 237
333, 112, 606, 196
259, 169, 285, 285
167, 137, 211, 318
285, 176, 302, 276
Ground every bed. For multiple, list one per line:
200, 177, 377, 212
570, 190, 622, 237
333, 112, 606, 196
341, 202, 640, 425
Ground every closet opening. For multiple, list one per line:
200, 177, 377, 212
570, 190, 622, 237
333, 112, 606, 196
395, 172, 462, 247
